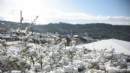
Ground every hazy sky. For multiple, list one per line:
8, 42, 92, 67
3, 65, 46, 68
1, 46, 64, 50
0, 0, 130, 25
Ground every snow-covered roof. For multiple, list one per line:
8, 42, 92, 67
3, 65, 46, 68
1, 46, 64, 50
76, 39, 130, 55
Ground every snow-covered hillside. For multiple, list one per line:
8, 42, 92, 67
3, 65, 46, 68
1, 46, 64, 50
76, 39, 130, 55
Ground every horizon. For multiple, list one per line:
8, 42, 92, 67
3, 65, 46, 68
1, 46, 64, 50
1, 20, 130, 26
0, 0, 130, 25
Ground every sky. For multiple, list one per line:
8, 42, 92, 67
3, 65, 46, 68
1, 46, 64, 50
0, 0, 130, 25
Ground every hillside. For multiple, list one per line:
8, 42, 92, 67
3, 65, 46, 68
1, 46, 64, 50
0, 20, 130, 41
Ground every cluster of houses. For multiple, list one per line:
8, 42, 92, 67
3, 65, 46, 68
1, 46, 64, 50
0, 31, 96, 46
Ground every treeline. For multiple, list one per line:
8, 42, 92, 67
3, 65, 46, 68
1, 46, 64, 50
0, 20, 130, 41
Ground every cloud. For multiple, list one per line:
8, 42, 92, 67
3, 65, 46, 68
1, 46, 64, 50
1, 9, 130, 25
0, 0, 130, 25
37, 10, 130, 25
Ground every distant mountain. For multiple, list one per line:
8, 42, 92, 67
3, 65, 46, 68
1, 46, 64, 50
0, 20, 28, 32
0, 20, 130, 41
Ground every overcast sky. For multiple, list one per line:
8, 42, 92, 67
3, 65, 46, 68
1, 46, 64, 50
0, 0, 130, 25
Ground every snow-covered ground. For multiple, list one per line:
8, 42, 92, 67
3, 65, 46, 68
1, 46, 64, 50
0, 38, 130, 73
76, 39, 130, 55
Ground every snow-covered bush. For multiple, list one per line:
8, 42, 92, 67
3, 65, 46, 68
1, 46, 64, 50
0, 33, 130, 73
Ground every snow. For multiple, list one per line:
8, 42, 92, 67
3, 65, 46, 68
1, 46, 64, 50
43, 65, 51, 72
1, 36, 130, 73
64, 65, 73, 72
34, 62, 41, 69
11, 70, 21, 73
76, 39, 130, 55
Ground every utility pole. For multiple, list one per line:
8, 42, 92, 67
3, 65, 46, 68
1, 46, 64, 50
19, 10, 24, 31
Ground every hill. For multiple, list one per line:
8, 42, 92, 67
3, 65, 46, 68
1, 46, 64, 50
0, 20, 130, 41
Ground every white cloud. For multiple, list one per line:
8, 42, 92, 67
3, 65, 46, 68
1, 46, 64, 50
37, 10, 130, 25
1, 9, 130, 25
0, 0, 130, 25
